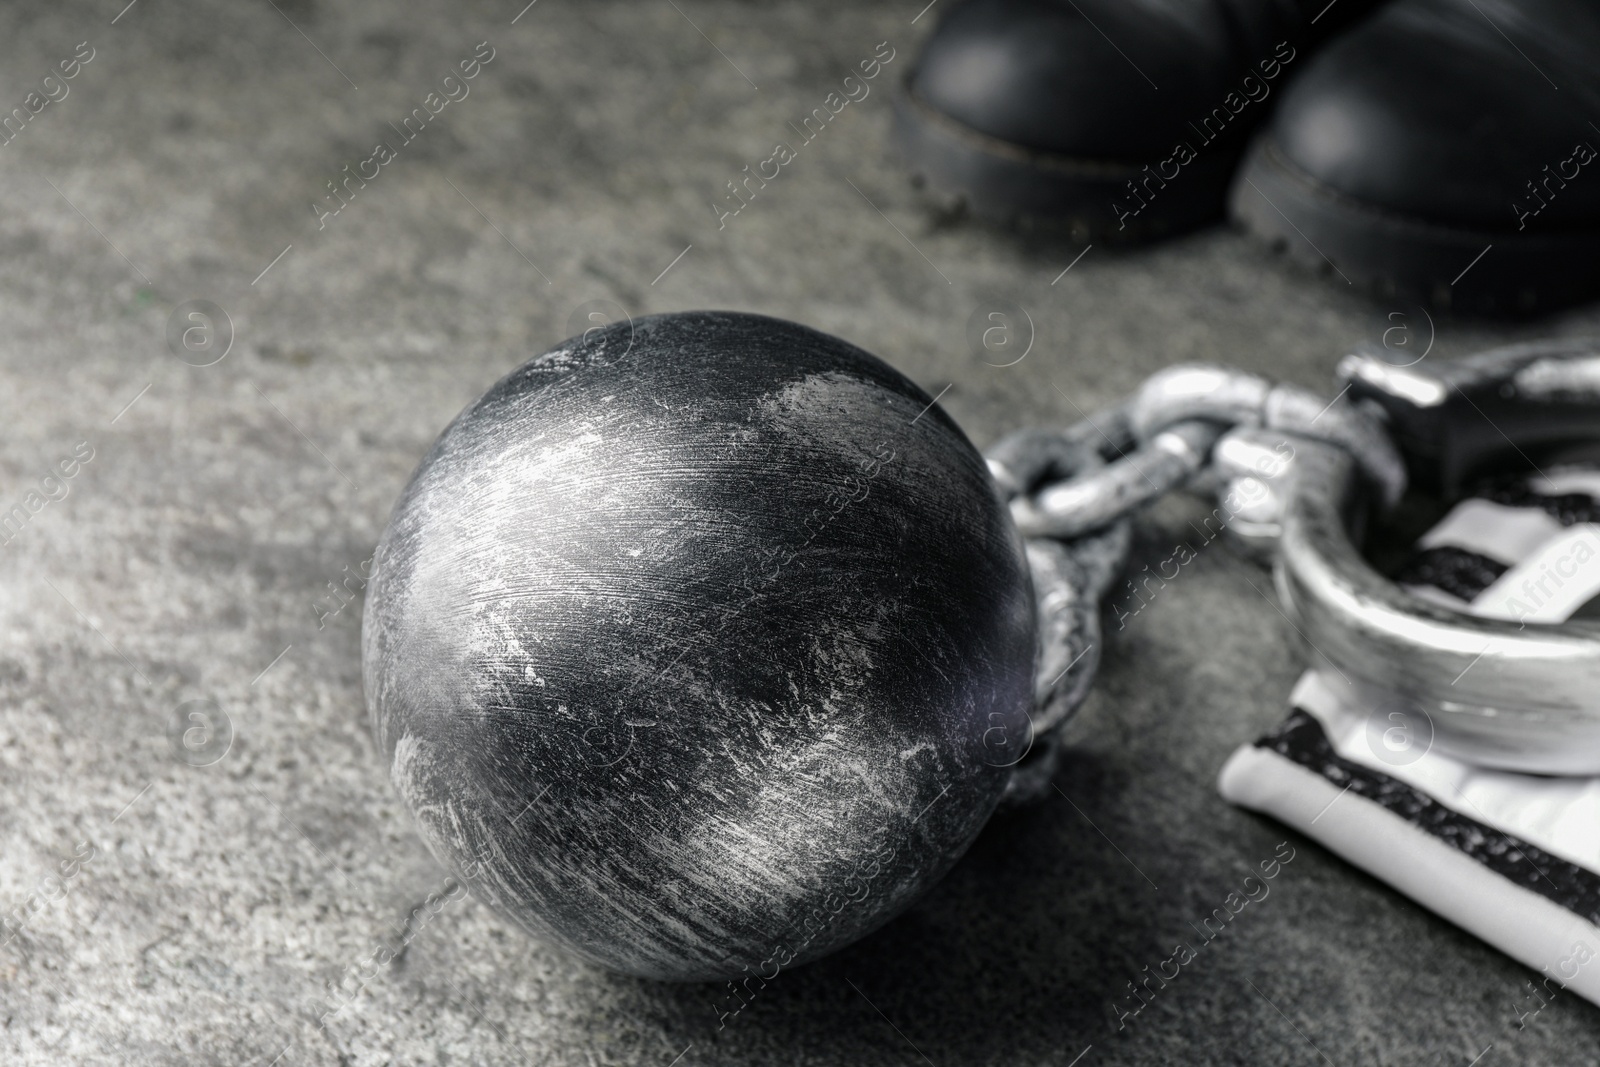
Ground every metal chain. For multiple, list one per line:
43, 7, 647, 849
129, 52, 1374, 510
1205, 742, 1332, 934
988, 364, 1406, 806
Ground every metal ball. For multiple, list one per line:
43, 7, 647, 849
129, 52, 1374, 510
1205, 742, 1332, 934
363, 310, 1035, 981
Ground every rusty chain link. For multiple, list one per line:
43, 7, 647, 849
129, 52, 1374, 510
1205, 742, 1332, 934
988, 362, 1406, 805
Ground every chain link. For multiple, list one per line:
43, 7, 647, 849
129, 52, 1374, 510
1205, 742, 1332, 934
989, 364, 1406, 805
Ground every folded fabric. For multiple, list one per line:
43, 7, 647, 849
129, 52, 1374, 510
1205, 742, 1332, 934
1219, 466, 1600, 1006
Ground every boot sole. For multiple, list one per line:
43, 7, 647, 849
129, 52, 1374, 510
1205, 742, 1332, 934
1230, 134, 1600, 316
890, 77, 1240, 244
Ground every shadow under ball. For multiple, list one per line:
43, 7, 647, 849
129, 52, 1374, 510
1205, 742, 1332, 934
363, 310, 1036, 981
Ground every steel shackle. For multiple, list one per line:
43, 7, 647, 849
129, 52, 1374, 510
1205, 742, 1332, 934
1277, 339, 1600, 773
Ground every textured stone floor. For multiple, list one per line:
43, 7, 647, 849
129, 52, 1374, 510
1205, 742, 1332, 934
1, 0, 1598, 1064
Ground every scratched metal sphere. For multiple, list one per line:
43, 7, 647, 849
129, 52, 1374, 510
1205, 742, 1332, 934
363, 310, 1035, 981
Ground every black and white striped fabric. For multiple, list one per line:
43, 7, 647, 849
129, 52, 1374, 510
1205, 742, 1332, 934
1220, 466, 1600, 1005
1394, 468, 1600, 621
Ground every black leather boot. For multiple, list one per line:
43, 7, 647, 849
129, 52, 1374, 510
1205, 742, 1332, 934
892, 0, 1377, 242
1231, 0, 1600, 315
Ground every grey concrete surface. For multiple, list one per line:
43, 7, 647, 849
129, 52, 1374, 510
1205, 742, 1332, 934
1, 1, 1598, 1064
